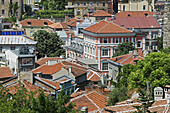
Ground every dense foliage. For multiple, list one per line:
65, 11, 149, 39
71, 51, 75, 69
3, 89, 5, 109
157, 36, 163, 51
113, 42, 135, 57
107, 86, 129, 106
0, 84, 76, 113
33, 30, 65, 58
116, 52, 170, 90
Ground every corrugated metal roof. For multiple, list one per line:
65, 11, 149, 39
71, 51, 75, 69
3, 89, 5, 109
0, 36, 37, 44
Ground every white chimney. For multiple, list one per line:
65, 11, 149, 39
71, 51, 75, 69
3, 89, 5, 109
81, 107, 88, 113
36, 72, 42, 77
69, 66, 72, 73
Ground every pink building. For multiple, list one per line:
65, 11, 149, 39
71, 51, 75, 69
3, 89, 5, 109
81, 21, 146, 71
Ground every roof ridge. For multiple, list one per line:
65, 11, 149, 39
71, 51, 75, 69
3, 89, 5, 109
88, 73, 95, 80
120, 55, 132, 64
111, 22, 132, 32
96, 21, 109, 33
85, 94, 100, 110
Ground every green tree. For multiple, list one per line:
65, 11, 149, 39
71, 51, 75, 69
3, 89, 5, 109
8, 2, 19, 23
113, 42, 135, 57
162, 46, 170, 54
33, 30, 65, 58
25, 4, 32, 16
107, 86, 129, 106
128, 52, 170, 90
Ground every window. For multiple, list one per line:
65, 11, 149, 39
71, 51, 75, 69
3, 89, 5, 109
10, 46, 15, 50
30, 30, 34, 36
15, 11, 18, 17
72, 2, 74, 5
77, 2, 80, 6
22, 58, 33, 65
137, 41, 141, 48
2, 0, 4, 4
96, 2, 99, 6
103, 38, 108, 43
84, 2, 86, 6
123, 5, 125, 11
102, 63, 108, 70
2, 10, 4, 15
152, 32, 157, 39
27, 22, 31, 25
143, 5, 146, 10
77, 9, 80, 15
102, 49, 109, 56
125, 38, 129, 42
90, 2, 93, 7
103, 2, 105, 6
44, 22, 48, 26
115, 38, 119, 43
10, 0, 12, 4
0, 46, 2, 52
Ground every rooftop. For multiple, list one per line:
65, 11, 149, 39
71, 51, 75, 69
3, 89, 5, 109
20, 19, 53, 27
113, 16, 160, 29
67, 18, 84, 27
87, 70, 101, 82
115, 11, 157, 17
0, 67, 15, 79
36, 57, 63, 66
48, 22, 69, 29
90, 10, 112, 17
84, 21, 132, 34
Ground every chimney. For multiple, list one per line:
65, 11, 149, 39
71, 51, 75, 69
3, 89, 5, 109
69, 66, 72, 73
81, 107, 88, 113
36, 72, 42, 77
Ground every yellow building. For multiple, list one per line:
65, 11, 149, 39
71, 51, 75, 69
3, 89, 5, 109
118, 0, 154, 12
20, 19, 54, 38
0, 0, 23, 19
65, 0, 109, 18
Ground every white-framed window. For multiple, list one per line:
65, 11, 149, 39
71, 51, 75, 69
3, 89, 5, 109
103, 38, 108, 43
143, 5, 146, 10
102, 48, 109, 56
84, 2, 86, 6
90, 2, 93, 7
77, 2, 80, 6
152, 32, 157, 39
125, 38, 129, 42
137, 41, 141, 48
10, 46, 15, 50
102, 62, 108, 70
115, 38, 119, 43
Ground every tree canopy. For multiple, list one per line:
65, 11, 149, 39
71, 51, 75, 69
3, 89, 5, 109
33, 30, 65, 58
0, 83, 76, 113
113, 42, 135, 57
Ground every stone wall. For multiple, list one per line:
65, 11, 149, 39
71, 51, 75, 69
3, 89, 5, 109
163, 3, 170, 49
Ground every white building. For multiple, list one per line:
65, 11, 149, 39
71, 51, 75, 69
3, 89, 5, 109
154, 87, 163, 100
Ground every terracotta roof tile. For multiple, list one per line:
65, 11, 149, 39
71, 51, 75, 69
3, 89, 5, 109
115, 11, 157, 17
40, 78, 60, 90
113, 17, 160, 29
92, 10, 112, 17
20, 19, 53, 27
84, 21, 132, 34
0, 67, 15, 79
33, 62, 64, 74
87, 70, 101, 81
70, 91, 85, 98
71, 91, 108, 112
36, 57, 63, 66
48, 22, 69, 29
67, 18, 83, 27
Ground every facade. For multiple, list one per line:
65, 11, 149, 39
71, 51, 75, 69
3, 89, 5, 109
0, 0, 23, 19
20, 19, 54, 38
163, 3, 170, 49
65, 0, 109, 18
154, 87, 163, 100
113, 16, 161, 51
5, 48, 36, 75
118, 0, 154, 12
81, 21, 145, 71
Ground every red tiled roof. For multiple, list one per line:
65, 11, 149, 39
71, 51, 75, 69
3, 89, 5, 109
20, 19, 53, 27
48, 22, 69, 29
84, 21, 132, 34
70, 91, 85, 98
40, 78, 60, 90
115, 11, 157, 17
113, 17, 160, 29
0, 67, 15, 79
92, 10, 112, 17
67, 18, 84, 27
62, 61, 87, 70
33, 62, 64, 74
87, 70, 101, 81
71, 91, 108, 112
109, 53, 144, 66
36, 57, 63, 66
165, 85, 170, 88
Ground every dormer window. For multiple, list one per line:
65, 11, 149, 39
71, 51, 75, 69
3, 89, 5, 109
121, 25, 124, 27
44, 22, 48, 26
145, 13, 148, 16
128, 14, 131, 17
27, 22, 31, 26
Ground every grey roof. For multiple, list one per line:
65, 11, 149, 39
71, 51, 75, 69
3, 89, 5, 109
10, 50, 35, 58
78, 58, 98, 65
56, 31, 67, 38
0, 36, 37, 45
